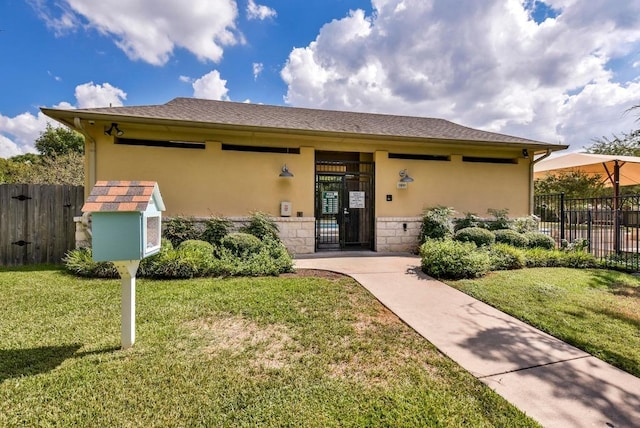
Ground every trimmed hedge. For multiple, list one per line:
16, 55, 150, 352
488, 244, 526, 271
493, 229, 528, 248
523, 232, 556, 250
454, 227, 495, 247
420, 239, 491, 279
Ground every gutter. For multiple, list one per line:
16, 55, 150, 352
529, 149, 553, 215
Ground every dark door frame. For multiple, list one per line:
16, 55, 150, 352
315, 159, 375, 251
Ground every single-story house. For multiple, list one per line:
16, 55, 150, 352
42, 98, 567, 254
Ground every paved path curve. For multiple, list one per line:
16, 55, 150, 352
295, 254, 640, 428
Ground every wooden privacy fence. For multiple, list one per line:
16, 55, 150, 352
0, 184, 84, 266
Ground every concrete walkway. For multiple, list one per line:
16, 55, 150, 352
294, 254, 640, 428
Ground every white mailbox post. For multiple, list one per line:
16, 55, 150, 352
82, 181, 165, 349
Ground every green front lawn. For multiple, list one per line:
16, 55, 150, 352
0, 266, 537, 427
447, 268, 640, 377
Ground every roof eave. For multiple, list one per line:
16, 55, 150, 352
41, 107, 566, 151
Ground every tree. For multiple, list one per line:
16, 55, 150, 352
35, 123, 84, 157
585, 129, 640, 156
534, 170, 606, 198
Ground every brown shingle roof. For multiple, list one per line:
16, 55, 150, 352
82, 181, 158, 213
45, 97, 558, 147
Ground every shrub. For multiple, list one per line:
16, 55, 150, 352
493, 229, 528, 248
420, 239, 491, 279
524, 232, 556, 250
216, 238, 293, 276
221, 232, 263, 257
559, 251, 598, 268
138, 238, 173, 277
163, 216, 200, 247
560, 238, 588, 252
63, 247, 119, 278
485, 208, 512, 231
419, 206, 455, 243
488, 244, 526, 271
512, 216, 539, 233
454, 227, 495, 247
523, 248, 563, 267
202, 217, 232, 246
145, 249, 206, 279
178, 239, 214, 257
240, 211, 280, 241
453, 212, 482, 232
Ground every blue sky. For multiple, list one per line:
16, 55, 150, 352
1, 0, 639, 157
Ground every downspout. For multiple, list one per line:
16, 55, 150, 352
74, 117, 96, 239
529, 149, 552, 214
73, 117, 96, 193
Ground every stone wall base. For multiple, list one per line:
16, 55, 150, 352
375, 216, 421, 253
75, 215, 420, 256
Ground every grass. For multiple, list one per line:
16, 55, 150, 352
0, 266, 538, 427
447, 267, 640, 378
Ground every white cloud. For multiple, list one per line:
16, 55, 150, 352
247, 0, 276, 20
0, 134, 25, 158
253, 62, 264, 80
281, 0, 640, 150
0, 111, 51, 156
0, 81, 127, 156
32, 0, 241, 66
74, 82, 127, 108
192, 70, 230, 100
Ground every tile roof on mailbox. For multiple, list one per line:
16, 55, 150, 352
42, 97, 564, 148
82, 181, 159, 213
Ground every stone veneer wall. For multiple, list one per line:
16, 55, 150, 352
375, 217, 422, 253
73, 215, 316, 255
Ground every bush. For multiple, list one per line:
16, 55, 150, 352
202, 217, 232, 246
215, 238, 293, 276
523, 248, 563, 267
524, 232, 556, 250
453, 212, 482, 232
163, 216, 200, 247
493, 229, 528, 248
559, 251, 598, 268
488, 244, 526, 271
138, 238, 173, 277
485, 208, 512, 231
512, 216, 539, 233
221, 232, 263, 257
63, 247, 118, 278
178, 239, 214, 257
420, 239, 491, 279
420, 206, 455, 243
454, 227, 495, 247
240, 211, 280, 241
145, 249, 207, 279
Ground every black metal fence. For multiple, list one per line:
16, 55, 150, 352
534, 193, 640, 270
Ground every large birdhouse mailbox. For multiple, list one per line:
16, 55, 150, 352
82, 180, 165, 350
82, 181, 165, 262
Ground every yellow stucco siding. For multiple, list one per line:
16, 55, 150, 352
85, 124, 531, 219
375, 150, 531, 218
92, 135, 314, 217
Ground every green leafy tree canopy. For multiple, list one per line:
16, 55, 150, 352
35, 123, 84, 157
534, 170, 606, 198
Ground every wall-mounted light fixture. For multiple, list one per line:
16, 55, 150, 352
522, 149, 529, 159
399, 169, 414, 183
104, 123, 124, 137
279, 164, 294, 177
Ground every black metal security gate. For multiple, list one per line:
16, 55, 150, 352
315, 160, 374, 251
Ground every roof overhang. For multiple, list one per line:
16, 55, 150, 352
41, 106, 568, 154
